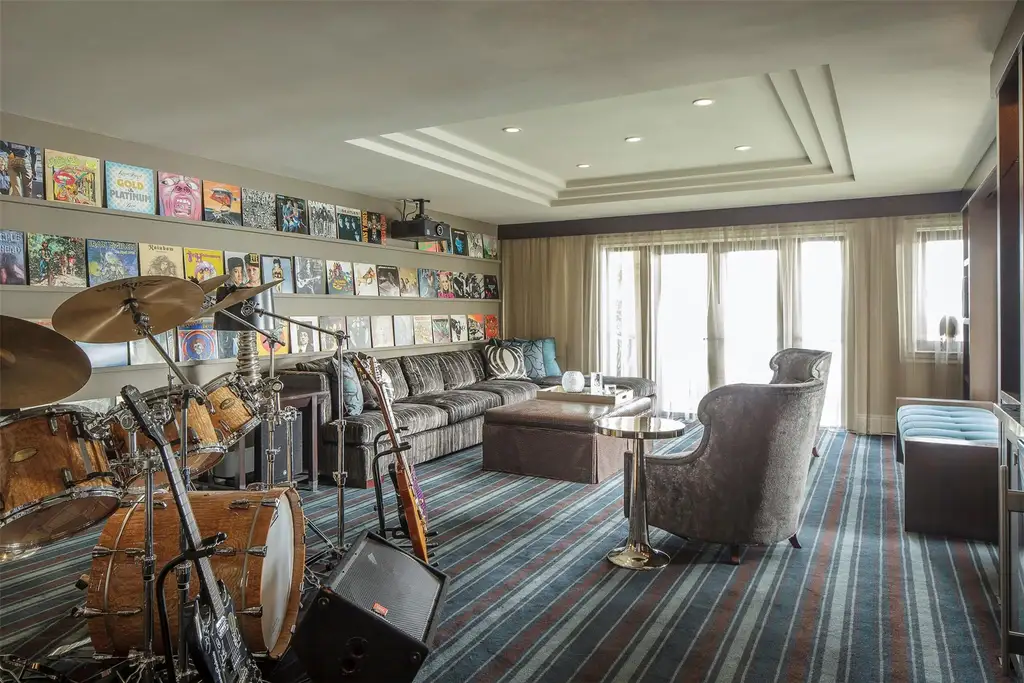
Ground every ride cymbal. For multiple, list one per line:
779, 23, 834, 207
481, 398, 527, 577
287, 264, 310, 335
0, 316, 91, 408
52, 276, 205, 343
192, 280, 282, 320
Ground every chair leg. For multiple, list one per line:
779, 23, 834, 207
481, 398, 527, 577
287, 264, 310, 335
789, 534, 801, 549
729, 544, 742, 565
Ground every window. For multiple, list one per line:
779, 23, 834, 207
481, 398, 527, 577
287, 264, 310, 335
800, 239, 843, 425
600, 249, 638, 376
917, 235, 964, 353
657, 251, 709, 416
723, 249, 778, 384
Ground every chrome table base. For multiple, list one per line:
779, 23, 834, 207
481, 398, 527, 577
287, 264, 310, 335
608, 436, 669, 570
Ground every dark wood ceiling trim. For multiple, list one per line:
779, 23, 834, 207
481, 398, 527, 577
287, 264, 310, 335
498, 191, 968, 240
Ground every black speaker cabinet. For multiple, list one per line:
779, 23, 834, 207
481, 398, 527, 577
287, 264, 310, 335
293, 531, 448, 682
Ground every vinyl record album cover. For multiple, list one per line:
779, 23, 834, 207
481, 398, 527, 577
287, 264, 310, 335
277, 195, 308, 234
0, 141, 43, 198
418, 268, 438, 298
485, 314, 500, 339
346, 315, 371, 349
354, 263, 378, 296
261, 255, 294, 294
294, 256, 325, 294
469, 233, 484, 259
178, 320, 218, 361
431, 315, 451, 344
437, 270, 454, 299
484, 274, 500, 299
398, 267, 418, 297
203, 180, 242, 225
336, 206, 362, 241
414, 315, 433, 345
483, 235, 496, 260
184, 247, 224, 282
308, 201, 336, 239
129, 329, 176, 365
45, 150, 102, 206
371, 315, 395, 347
394, 315, 415, 347
242, 188, 277, 230
224, 251, 261, 287
28, 233, 86, 287
139, 243, 185, 279
86, 239, 139, 285
361, 211, 386, 244
0, 230, 27, 285
258, 320, 290, 356
319, 316, 347, 352
467, 314, 485, 342
417, 241, 443, 253
217, 331, 239, 360
451, 272, 467, 298
376, 265, 400, 297
451, 230, 468, 256
158, 173, 202, 220
105, 162, 155, 214
77, 341, 128, 368
290, 316, 321, 354
467, 273, 485, 299
449, 314, 468, 343
326, 260, 355, 295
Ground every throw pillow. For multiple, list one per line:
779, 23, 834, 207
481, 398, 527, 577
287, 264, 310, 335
511, 338, 546, 380
341, 358, 363, 416
540, 337, 561, 376
485, 344, 528, 380
361, 366, 394, 410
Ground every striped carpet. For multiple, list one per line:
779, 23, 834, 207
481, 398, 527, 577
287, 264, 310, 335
0, 429, 1004, 682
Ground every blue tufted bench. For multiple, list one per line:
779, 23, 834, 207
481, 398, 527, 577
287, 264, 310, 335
896, 398, 999, 542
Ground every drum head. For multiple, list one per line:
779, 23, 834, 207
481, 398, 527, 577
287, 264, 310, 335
261, 492, 295, 653
0, 489, 120, 552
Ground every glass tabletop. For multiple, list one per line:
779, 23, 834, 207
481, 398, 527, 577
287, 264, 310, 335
595, 415, 688, 439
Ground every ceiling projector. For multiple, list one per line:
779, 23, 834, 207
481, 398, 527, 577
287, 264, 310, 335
390, 198, 452, 243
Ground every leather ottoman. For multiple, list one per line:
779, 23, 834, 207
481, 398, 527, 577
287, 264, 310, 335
482, 397, 652, 483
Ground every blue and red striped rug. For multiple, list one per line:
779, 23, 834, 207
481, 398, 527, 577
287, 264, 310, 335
0, 430, 1003, 682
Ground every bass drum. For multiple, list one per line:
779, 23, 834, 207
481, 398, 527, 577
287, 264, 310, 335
86, 487, 304, 659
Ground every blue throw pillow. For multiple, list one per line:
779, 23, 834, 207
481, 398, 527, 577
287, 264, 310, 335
510, 338, 546, 380
341, 358, 363, 416
540, 337, 560, 376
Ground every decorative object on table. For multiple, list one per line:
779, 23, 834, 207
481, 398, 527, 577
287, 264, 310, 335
326, 260, 355, 295
590, 372, 604, 394
138, 243, 184, 279
261, 254, 294, 293
468, 232, 484, 258
277, 194, 309, 233
377, 264, 400, 297
483, 274, 500, 299
413, 315, 433, 345
418, 268, 439, 298
449, 314, 468, 342
394, 314, 415, 347
437, 270, 454, 299
451, 230, 467, 255
202, 180, 242, 225
371, 315, 395, 348
561, 370, 586, 393
452, 271, 467, 298
294, 256, 325, 294
0, 230, 27, 285
336, 205, 362, 241
183, 246, 224, 281
354, 262, 379, 296
399, 267, 419, 297
104, 161, 155, 214
0, 140, 43, 198
308, 200, 337, 238
537, 385, 634, 406
346, 315, 371, 349
157, 172, 202, 219
467, 314, 485, 341
86, 239, 139, 285
28, 233, 87, 287
484, 343, 528, 380
46, 149, 102, 206
241, 187, 277, 230
431, 315, 451, 343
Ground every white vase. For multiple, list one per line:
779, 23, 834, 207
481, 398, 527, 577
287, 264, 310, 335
561, 370, 585, 393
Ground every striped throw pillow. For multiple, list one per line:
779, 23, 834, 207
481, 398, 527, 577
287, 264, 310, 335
485, 344, 528, 380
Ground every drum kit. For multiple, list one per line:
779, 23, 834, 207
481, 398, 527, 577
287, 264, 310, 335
0, 274, 352, 682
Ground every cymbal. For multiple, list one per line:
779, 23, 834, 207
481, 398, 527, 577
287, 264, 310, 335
192, 280, 282, 320
192, 274, 231, 294
52, 276, 205, 343
0, 316, 91, 408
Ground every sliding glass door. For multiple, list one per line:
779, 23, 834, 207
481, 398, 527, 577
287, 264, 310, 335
800, 239, 843, 425
657, 251, 709, 416
722, 249, 779, 384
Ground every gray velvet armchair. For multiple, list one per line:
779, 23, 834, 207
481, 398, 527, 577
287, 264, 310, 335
769, 348, 832, 457
625, 375, 825, 564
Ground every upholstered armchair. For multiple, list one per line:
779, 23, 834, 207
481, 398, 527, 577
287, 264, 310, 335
625, 377, 825, 564
769, 348, 832, 456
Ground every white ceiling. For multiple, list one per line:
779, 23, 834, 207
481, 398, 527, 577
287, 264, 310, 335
0, 1, 1013, 226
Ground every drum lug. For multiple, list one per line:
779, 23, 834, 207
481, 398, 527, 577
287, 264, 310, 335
238, 606, 263, 617
48, 415, 59, 435
251, 651, 270, 660
92, 545, 113, 558
246, 545, 268, 558
261, 499, 280, 508
119, 499, 166, 509
213, 547, 238, 557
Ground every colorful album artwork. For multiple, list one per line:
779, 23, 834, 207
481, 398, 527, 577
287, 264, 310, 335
484, 274, 500, 299
308, 201, 336, 239
257, 320, 291, 356
217, 331, 239, 360
485, 314, 500, 339
178, 320, 218, 361
183, 247, 224, 282
451, 272, 467, 298
139, 243, 184, 279
86, 239, 139, 285
346, 315, 371, 349
158, 173, 202, 220
437, 270, 454, 299
261, 255, 294, 294
242, 188, 277, 230
394, 315, 415, 347
490, 236, 500, 260
0, 141, 43, 198
467, 273, 485, 299
482, 235, 496, 260
376, 265, 400, 297
45, 150, 102, 206
418, 269, 438, 298
129, 329, 176, 365
451, 230, 468, 256
467, 314, 485, 341
417, 241, 443, 253
354, 263, 378, 297
413, 315, 433, 345
469, 233, 484, 259
449, 314, 468, 343
294, 256, 325, 294
290, 316, 321, 354
431, 315, 451, 344
336, 206, 362, 241
27, 233, 86, 287
276, 195, 308, 234
398, 267, 418, 298
319, 316, 347, 352
243, 252, 262, 286
0, 230, 27, 285
326, 260, 355, 295
224, 251, 255, 287
203, 180, 242, 225
371, 315, 395, 348
77, 341, 128, 368
105, 162, 155, 214
361, 211, 386, 244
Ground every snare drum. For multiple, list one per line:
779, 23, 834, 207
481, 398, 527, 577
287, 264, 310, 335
0, 406, 121, 553
204, 373, 262, 447
86, 487, 304, 659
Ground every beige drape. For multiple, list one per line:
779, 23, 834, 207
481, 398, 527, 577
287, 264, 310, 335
502, 235, 599, 373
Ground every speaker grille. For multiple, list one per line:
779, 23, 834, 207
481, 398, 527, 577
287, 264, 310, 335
328, 534, 443, 641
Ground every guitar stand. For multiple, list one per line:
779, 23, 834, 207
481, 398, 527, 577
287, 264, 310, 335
371, 432, 438, 552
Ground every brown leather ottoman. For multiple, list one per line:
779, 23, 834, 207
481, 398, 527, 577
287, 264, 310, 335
482, 397, 652, 483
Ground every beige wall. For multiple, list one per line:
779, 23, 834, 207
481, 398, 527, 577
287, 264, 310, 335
0, 114, 500, 401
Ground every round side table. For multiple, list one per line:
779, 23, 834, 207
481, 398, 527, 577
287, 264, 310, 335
596, 415, 688, 570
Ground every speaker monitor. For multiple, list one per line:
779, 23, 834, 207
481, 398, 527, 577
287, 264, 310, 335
293, 531, 448, 682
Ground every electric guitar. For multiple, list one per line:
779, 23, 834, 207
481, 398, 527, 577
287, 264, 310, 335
350, 353, 431, 563
120, 385, 257, 683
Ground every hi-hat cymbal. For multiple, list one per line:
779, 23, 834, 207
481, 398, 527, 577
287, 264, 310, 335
53, 276, 205, 343
192, 274, 231, 294
0, 316, 91, 408
191, 280, 282, 320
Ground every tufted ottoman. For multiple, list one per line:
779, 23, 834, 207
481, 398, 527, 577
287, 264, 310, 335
896, 398, 999, 542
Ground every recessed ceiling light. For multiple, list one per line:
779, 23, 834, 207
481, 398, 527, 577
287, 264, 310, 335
576, 163, 591, 169
624, 136, 643, 143
502, 127, 522, 133
735, 145, 752, 151
692, 98, 715, 107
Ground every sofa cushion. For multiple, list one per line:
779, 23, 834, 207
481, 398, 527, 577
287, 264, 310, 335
297, 356, 363, 416
343, 402, 448, 445
436, 350, 486, 390
402, 390, 501, 423
897, 404, 999, 457
401, 353, 445, 395
380, 358, 409, 400
484, 344, 528, 380
469, 380, 538, 405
